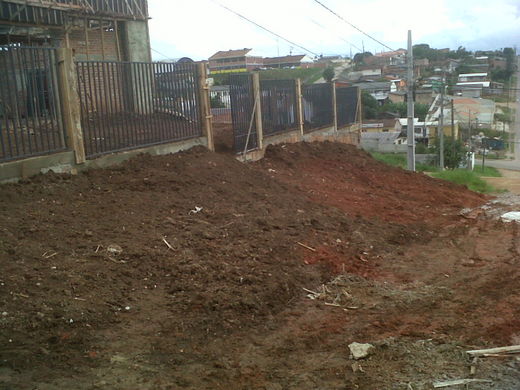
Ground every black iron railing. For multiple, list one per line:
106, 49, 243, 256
302, 83, 334, 132
229, 74, 257, 153
0, 46, 66, 162
336, 87, 358, 127
260, 79, 298, 137
76, 60, 202, 159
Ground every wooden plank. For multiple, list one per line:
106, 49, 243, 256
433, 379, 493, 388
467, 345, 520, 357
56, 48, 86, 164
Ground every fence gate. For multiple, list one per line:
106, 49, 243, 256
336, 86, 359, 127
0, 45, 66, 162
76, 61, 203, 159
229, 74, 257, 153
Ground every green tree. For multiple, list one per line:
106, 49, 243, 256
433, 137, 467, 169
362, 92, 378, 119
323, 67, 335, 82
353, 52, 373, 65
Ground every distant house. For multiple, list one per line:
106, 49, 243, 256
362, 118, 402, 133
208, 48, 263, 74
458, 73, 488, 82
263, 55, 312, 69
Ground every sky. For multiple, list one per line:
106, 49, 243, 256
148, 0, 520, 61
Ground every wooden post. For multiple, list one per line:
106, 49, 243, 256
197, 62, 215, 152
296, 78, 304, 138
332, 81, 338, 133
56, 48, 86, 164
357, 87, 363, 144
252, 72, 264, 149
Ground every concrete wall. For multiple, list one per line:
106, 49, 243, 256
0, 137, 208, 183
238, 124, 360, 162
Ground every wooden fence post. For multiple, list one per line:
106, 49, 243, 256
332, 81, 338, 134
252, 72, 264, 150
296, 78, 304, 138
56, 48, 86, 164
197, 62, 215, 152
357, 86, 363, 143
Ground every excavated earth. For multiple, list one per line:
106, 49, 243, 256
1, 142, 520, 389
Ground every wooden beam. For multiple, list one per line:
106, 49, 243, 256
467, 345, 520, 357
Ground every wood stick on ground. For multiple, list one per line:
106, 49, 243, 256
297, 242, 316, 252
302, 288, 319, 295
433, 379, 493, 388
162, 237, 175, 251
467, 345, 520, 357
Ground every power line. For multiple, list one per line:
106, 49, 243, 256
312, 0, 394, 52
210, 0, 319, 57
310, 19, 363, 52
151, 47, 171, 60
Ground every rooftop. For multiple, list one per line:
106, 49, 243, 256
209, 49, 252, 60
458, 73, 488, 78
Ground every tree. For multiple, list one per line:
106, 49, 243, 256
353, 52, 373, 65
433, 137, 467, 169
323, 67, 335, 82
362, 92, 378, 119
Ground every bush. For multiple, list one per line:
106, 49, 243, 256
323, 67, 335, 82
432, 137, 467, 170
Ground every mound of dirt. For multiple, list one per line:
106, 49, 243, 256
3, 143, 513, 390
256, 142, 486, 225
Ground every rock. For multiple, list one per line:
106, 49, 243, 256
349, 342, 375, 360
107, 244, 123, 255
501, 212, 520, 223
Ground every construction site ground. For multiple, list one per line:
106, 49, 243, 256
1, 142, 520, 389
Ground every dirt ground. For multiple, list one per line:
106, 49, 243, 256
484, 169, 520, 195
1, 142, 520, 389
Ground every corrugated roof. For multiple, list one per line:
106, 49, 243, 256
209, 48, 252, 60
458, 73, 488, 77
263, 55, 306, 65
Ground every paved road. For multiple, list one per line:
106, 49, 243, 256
486, 56, 520, 170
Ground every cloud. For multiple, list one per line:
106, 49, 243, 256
148, 0, 519, 60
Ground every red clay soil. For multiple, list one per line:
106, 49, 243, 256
1, 142, 519, 389
256, 142, 486, 225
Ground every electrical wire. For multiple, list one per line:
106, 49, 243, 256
151, 47, 171, 60
210, 0, 320, 57
310, 19, 363, 52
311, 0, 395, 52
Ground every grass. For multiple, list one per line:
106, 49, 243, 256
431, 170, 498, 193
370, 152, 437, 172
370, 152, 502, 193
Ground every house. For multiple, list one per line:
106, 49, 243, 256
362, 119, 402, 133
208, 48, 263, 74
263, 55, 312, 69
0, 0, 151, 62
454, 82, 491, 98
458, 73, 488, 82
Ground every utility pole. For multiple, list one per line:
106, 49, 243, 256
467, 110, 472, 170
451, 99, 455, 168
438, 72, 446, 170
406, 30, 415, 171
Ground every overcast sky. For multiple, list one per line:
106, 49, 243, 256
148, 0, 520, 61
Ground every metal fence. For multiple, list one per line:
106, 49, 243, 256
229, 74, 257, 153
210, 86, 232, 123
336, 86, 358, 128
0, 45, 66, 162
260, 79, 298, 137
76, 61, 202, 159
302, 83, 334, 132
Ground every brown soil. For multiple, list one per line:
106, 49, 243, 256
1, 142, 520, 389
